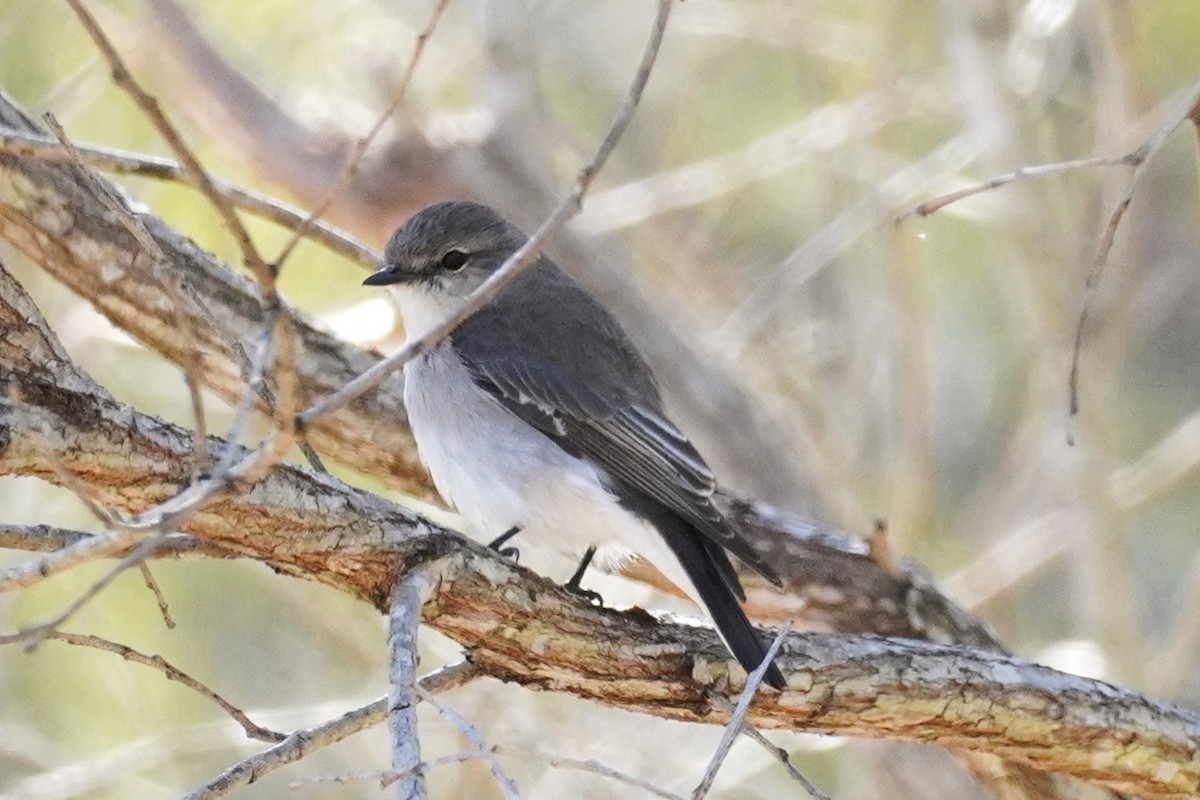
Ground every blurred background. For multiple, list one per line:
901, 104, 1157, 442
2, 0, 1200, 797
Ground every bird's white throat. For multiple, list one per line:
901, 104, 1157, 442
388, 284, 462, 341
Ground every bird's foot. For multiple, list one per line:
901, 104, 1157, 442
563, 545, 603, 607
488, 526, 521, 561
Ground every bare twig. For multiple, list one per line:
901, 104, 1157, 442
41, 113, 166, 260
492, 746, 682, 800
163, 273, 212, 474
271, 0, 450, 272
895, 154, 1137, 222
47, 632, 284, 742
297, 751, 488, 790
0, 525, 235, 562
692, 621, 793, 800
708, 691, 831, 800
388, 569, 434, 800
116, 311, 298, 543
31, 428, 123, 530
0, 129, 380, 268
1, 536, 167, 649
183, 700, 387, 800
298, 0, 674, 427
416, 689, 521, 800
14, 335, 294, 586
62, 2, 304, 523
897, 78, 1200, 439
63, 0, 273, 295
0, 524, 244, 593
183, 661, 478, 800
735, 725, 831, 800
0, 525, 135, 592
41, 112, 212, 472
494, 743, 686, 800
137, 563, 176, 629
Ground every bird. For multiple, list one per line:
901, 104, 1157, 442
363, 200, 785, 690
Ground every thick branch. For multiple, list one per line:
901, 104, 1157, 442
137, 0, 818, 508
1, 256, 1197, 798
0, 89, 431, 500
0, 89, 996, 649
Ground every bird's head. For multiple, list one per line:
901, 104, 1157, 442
363, 200, 526, 298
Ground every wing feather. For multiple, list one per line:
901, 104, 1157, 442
451, 262, 782, 588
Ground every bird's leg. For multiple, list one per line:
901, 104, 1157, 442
563, 545, 603, 607
488, 526, 521, 561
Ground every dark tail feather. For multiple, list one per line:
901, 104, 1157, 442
638, 501, 785, 690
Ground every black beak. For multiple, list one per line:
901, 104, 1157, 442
362, 265, 403, 286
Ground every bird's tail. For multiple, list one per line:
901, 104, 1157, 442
635, 501, 786, 690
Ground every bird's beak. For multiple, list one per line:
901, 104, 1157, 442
362, 265, 403, 286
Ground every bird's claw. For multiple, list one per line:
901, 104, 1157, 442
563, 581, 604, 607
562, 545, 603, 606
488, 526, 521, 562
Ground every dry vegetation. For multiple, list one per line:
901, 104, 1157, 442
3, 1, 1200, 798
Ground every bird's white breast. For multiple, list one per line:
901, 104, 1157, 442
404, 345, 616, 542
404, 344, 697, 599
393, 284, 702, 603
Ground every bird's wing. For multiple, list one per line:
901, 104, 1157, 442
450, 263, 782, 589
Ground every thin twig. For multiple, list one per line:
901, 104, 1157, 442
0, 414, 157, 592
41, 112, 212, 472
416, 689, 521, 800
1, 536, 168, 649
709, 694, 831, 800
223, 315, 278, 447
168, 277, 212, 476
42, 113, 166, 260
0, 524, 234, 561
0, 525, 136, 592
137, 563, 176, 629
894, 154, 1138, 222
897, 78, 1200, 441
298, 0, 674, 428
63, 0, 304, 513
183, 699, 388, 800
737, 726, 831, 800
0, 129, 380, 268
295, 751, 486, 789
183, 661, 479, 800
63, 0, 273, 296
47, 632, 285, 742
493, 746, 682, 800
271, 0, 450, 272
692, 621, 793, 800
1068, 86, 1200, 430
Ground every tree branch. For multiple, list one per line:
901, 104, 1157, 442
0, 88, 432, 500
387, 568, 432, 800
1, 256, 1197, 798
183, 661, 478, 800
0, 88, 998, 649
134, 0, 818, 507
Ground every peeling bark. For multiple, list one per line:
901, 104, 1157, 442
1, 253, 1198, 798
0, 89, 999, 651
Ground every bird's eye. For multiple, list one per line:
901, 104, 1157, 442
440, 250, 469, 272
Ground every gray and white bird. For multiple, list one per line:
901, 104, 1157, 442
364, 200, 785, 689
